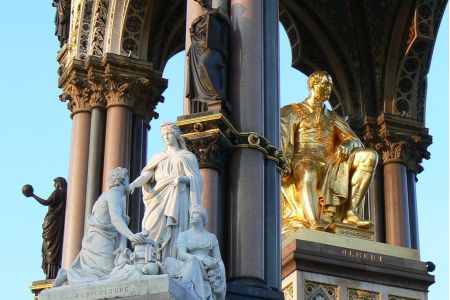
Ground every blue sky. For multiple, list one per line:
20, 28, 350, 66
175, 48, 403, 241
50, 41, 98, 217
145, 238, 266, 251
0, 2, 447, 299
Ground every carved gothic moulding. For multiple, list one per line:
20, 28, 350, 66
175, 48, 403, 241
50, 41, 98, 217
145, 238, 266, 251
304, 280, 338, 300
394, 0, 439, 121
121, 0, 151, 57
348, 288, 380, 300
176, 113, 288, 173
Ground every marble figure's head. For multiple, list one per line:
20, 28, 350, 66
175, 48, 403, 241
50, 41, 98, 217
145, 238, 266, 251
160, 122, 187, 150
190, 205, 208, 226
107, 167, 129, 188
307, 71, 333, 102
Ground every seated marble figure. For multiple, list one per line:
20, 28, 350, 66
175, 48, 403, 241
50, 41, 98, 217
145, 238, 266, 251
52, 167, 152, 286
163, 205, 226, 300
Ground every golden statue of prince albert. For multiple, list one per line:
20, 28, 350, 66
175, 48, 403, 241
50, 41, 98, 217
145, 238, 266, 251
281, 71, 378, 234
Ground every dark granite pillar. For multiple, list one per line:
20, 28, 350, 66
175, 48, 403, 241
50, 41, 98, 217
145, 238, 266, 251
84, 107, 106, 225
262, 0, 281, 291
384, 161, 411, 248
128, 115, 145, 233
226, 0, 283, 298
407, 171, 419, 249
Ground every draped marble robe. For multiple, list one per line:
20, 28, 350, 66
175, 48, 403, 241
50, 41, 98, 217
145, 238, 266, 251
140, 150, 203, 260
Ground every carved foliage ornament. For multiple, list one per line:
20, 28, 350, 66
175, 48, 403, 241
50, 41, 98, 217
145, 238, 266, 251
378, 133, 431, 173
304, 280, 338, 300
348, 288, 380, 300
91, 0, 110, 57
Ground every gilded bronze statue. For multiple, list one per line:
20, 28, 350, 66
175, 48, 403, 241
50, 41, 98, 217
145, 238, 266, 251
186, 0, 230, 114
281, 71, 378, 233
23, 178, 67, 279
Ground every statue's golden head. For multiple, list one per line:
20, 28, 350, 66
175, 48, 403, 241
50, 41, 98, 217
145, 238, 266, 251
307, 71, 333, 101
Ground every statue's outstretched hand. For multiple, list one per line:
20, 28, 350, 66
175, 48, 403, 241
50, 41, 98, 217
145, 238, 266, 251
129, 233, 146, 244
129, 183, 136, 195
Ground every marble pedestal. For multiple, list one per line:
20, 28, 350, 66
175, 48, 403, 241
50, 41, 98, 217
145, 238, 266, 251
38, 275, 193, 300
281, 229, 434, 300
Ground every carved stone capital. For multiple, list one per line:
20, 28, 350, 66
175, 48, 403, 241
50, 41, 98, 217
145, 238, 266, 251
185, 133, 232, 171
58, 59, 90, 116
102, 53, 167, 123
377, 113, 432, 173
177, 114, 233, 171
86, 56, 107, 109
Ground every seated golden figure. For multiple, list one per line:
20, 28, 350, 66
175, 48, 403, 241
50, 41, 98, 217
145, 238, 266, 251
281, 71, 378, 233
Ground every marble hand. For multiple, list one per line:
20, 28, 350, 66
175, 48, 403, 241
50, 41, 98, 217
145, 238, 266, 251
129, 233, 146, 244
129, 183, 136, 195
172, 176, 190, 186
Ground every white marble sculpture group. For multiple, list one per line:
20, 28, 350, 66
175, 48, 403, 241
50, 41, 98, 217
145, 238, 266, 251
51, 122, 226, 300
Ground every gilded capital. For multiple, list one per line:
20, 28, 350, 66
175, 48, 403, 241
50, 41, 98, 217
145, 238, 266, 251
184, 133, 231, 172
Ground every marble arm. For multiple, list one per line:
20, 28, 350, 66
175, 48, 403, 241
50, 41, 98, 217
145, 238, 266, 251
130, 170, 154, 191
107, 193, 135, 241
177, 246, 194, 262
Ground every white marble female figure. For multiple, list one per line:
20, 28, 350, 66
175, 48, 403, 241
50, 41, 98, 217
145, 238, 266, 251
130, 122, 203, 260
164, 205, 226, 300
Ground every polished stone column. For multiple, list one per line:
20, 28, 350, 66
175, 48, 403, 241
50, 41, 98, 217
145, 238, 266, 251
84, 107, 106, 223
128, 115, 145, 233
407, 171, 419, 249
384, 161, 411, 248
102, 105, 133, 190
228, 0, 265, 282
262, 0, 281, 290
369, 165, 386, 243
62, 111, 91, 267
201, 168, 223, 243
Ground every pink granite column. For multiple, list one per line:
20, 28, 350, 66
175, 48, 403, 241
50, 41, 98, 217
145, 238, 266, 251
384, 161, 411, 248
201, 168, 223, 244
62, 111, 91, 268
102, 106, 133, 190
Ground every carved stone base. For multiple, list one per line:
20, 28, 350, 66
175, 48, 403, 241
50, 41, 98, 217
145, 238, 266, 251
38, 275, 193, 300
335, 222, 375, 241
282, 229, 434, 300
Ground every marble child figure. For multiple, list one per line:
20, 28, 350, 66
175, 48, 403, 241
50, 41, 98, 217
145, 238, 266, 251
129, 122, 203, 260
164, 205, 226, 300
52, 168, 147, 286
